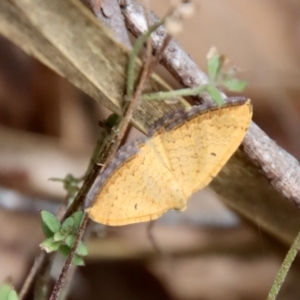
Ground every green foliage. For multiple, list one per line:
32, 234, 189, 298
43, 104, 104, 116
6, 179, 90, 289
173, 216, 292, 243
0, 283, 18, 300
61, 217, 75, 235
205, 50, 248, 103
58, 245, 85, 266
221, 77, 247, 92
40, 211, 87, 266
205, 84, 223, 105
207, 53, 221, 81
65, 235, 88, 256
49, 174, 82, 205
40, 237, 60, 253
72, 211, 84, 229
104, 113, 119, 129
41, 211, 61, 234
141, 48, 248, 105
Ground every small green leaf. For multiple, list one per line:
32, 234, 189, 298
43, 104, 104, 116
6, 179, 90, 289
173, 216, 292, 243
105, 113, 119, 129
0, 284, 10, 299
72, 255, 85, 266
64, 235, 88, 256
61, 217, 74, 235
40, 237, 60, 253
76, 242, 88, 256
58, 245, 71, 257
72, 211, 83, 230
49, 174, 81, 195
65, 235, 76, 248
0, 284, 18, 300
41, 223, 54, 238
222, 78, 248, 92
205, 84, 223, 105
53, 232, 66, 242
58, 246, 85, 266
207, 54, 221, 81
7, 290, 18, 300
41, 211, 60, 234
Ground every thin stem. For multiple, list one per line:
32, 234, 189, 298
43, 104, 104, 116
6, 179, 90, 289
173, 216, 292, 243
141, 84, 207, 101
33, 254, 54, 300
49, 213, 89, 300
18, 253, 45, 300
126, 19, 164, 98
57, 266, 76, 300
147, 34, 172, 76
267, 230, 300, 300
85, 134, 109, 175
62, 165, 101, 220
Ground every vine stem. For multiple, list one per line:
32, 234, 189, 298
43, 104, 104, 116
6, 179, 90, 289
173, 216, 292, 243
18, 253, 45, 300
126, 19, 164, 99
267, 230, 300, 300
49, 213, 89, 300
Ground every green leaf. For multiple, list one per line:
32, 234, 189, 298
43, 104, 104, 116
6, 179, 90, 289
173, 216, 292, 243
0, 284, 18, 300
58, 246, 85, 266
65, 235, 76, 248
60, 217, 74, 235
41, 223, 54, 238
105, 113, 119, 129
72, 255, 85, 266
222, 78, 248, 92
64, 235, 88, 256
205, 84, 223, 105
207, 54, 221, 81
66, 235, 88, 256
7, 290, 18, 300
58, 245, 71, 257
40, 237, 60, 253
53, 232, 66, 242
49, 174, 81, 195
72, 211, 83, 230
76, 242, 88, 256
41, 211, 60, 234
0, 284, 10, 299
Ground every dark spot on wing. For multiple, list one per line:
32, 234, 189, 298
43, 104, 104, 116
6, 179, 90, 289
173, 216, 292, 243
134, 203, 138, 210
210, 152, 217, 156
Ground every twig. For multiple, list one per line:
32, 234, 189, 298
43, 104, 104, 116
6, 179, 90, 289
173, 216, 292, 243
85, 0, 132, 48
57, 266, 76, 300
147, 221, 161, 254
144, 34, 172, 86
49, 213, 89, 300
18, 253, 45, 300
126, 19, 164, 99
33, 255, 53, 300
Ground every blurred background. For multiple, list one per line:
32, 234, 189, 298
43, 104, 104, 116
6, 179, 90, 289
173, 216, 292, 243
1, 0, 300, 299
